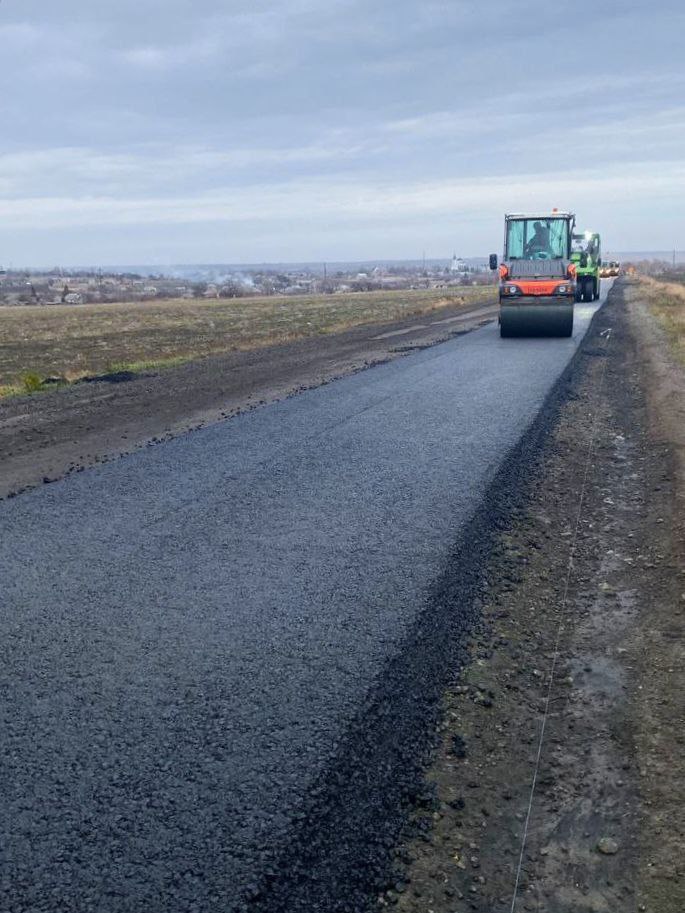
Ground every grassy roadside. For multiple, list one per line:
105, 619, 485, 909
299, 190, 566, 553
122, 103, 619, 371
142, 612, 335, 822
623, 278, 685, 913
636, 275, 685, 364
0, 286, 493, 394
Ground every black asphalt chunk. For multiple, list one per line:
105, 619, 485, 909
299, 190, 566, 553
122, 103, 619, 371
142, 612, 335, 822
77, 369, 149, 384
451, 734, 468, 758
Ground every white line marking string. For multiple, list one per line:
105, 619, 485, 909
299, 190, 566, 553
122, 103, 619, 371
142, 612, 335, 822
509, 327, 613, 912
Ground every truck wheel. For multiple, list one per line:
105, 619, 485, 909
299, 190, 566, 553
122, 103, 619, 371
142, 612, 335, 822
582, 278, 592, 303
594, 279, 600, 301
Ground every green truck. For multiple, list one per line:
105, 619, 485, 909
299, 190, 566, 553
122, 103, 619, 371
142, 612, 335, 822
571, 231, 601, 302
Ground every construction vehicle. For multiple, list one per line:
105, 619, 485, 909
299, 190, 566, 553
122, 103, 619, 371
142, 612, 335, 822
600, 260, 620, 277
489, 211, 576, 337
571, 231, 601, 302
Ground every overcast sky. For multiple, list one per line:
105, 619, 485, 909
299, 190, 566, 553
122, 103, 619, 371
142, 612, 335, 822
0, 0, 683, 266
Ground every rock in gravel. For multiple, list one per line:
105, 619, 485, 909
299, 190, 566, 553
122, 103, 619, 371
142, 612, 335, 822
597, 837, 619, 855
451, 734, 468, 758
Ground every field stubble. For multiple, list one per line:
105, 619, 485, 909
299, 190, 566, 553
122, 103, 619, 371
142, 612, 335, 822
638, 275, 685, 364
0, 287, 492, 393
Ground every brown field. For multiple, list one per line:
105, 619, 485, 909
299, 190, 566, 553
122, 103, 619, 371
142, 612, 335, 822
0, 286, 493, 394
638, 275, 685, 364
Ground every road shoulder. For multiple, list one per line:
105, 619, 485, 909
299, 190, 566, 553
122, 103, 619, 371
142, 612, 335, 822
380, 281, 684, 912
0, 298, 496, 499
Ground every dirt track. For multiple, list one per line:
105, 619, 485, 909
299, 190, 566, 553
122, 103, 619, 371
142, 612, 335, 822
0, 298, 496, 498
381, 280, 684, 912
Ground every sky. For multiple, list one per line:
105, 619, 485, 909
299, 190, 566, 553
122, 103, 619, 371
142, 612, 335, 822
0, 0, 683, 266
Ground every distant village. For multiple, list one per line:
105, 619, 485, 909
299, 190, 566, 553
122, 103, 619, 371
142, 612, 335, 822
0, 256, 492, 306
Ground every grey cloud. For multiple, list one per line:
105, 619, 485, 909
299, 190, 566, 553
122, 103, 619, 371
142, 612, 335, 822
0, 0, 683, 264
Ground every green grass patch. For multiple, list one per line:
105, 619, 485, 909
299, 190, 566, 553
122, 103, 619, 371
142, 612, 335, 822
0, 383, 22, 398
21, 371, 43, 393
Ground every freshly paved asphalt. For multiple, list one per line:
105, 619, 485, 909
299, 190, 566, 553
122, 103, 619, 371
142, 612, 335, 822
0, 292, 607, 911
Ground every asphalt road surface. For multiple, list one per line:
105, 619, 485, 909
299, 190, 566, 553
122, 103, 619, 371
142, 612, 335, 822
0, 291, 608, 912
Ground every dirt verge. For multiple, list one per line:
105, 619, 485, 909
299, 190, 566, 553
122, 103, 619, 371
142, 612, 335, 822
379, 281, 684, 912
0, 298, 496, 498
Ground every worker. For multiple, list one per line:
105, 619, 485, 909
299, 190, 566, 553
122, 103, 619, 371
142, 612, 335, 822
525, 221, 551, 256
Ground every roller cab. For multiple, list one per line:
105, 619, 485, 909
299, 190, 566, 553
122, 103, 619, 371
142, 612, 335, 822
489, 211, 577, 337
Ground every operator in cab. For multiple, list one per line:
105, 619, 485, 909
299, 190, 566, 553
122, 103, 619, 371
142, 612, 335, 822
524, 221, 551, 257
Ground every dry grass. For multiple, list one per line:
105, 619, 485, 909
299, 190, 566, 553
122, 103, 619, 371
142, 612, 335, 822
0, 287, 493, 390
638, 276, 685, 365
